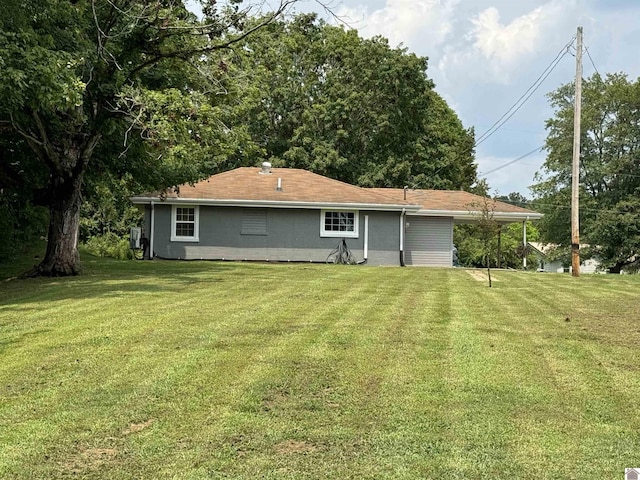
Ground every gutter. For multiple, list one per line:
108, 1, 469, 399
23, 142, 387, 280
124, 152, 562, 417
407, 209, 544, 221
130, 197, 420, 213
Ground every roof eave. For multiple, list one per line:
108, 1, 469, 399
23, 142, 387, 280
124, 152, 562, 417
129, 196, 420, 212
408, 209, 544, 221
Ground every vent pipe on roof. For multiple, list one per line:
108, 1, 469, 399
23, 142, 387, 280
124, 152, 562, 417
276, 177, 282, 191
260, 161, 272, 174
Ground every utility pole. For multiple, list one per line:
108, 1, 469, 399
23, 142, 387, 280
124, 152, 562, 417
571, 26, 583, 277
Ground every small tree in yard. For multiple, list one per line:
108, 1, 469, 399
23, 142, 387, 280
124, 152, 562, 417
470, 195, 501, 287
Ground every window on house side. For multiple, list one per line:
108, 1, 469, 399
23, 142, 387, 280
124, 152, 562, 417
320, 210, 358, 238
171, 206, 199, 242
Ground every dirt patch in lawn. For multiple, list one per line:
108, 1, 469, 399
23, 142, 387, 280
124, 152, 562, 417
274, 440, 317, 455
466, 270, 498, 282
63, 447, 118, 474
122, 418, 155, 435
262, 390, 289, 411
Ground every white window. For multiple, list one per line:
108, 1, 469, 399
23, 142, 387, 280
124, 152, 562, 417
320, 210, 359, 238
171, 205, 199, 242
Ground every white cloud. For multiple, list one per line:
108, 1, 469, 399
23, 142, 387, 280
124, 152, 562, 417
439, 0, 576, 84
471, 7, 545, 65
335, 0, 459, 50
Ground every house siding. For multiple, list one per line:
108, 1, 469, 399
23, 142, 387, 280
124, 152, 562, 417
404, 216, 453, 267
149, 205, 401, 266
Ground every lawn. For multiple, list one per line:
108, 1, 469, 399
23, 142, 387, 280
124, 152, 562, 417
1, 256, 639, 479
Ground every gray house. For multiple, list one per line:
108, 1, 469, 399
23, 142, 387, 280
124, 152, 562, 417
131, 163, 542, 266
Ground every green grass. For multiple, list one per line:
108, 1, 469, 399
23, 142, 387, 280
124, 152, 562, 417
1, 256, 640, 479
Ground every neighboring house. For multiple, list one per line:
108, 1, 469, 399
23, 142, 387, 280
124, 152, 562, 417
130, 163, 542, 266
528, 242, 565, 273
528, 242, 602, 273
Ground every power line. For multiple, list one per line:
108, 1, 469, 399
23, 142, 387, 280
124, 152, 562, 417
479, 145, 544, 176
539, 170, 640, 180
502, 199, 640, 219
584, 45, 600, 76
475, 47, 570, 146
443, 193, 640, 220
475, 36, 576, 147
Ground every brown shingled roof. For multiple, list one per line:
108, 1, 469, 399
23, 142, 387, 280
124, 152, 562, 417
134, 167, 414, 208
369, 188, 541, 216
132, 167, 542, 219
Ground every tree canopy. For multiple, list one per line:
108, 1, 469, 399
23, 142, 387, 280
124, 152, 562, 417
533, 73, 640, 273
230, 14, 476, 189
0, 0, 293, 275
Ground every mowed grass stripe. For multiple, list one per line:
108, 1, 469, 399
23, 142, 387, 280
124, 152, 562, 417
461, 271, 640, 479
3, 264, 367, 477
219, 269, 459, 479
443, 280, 525, 478
1, 260, 640, 479
200, 268, 427, 478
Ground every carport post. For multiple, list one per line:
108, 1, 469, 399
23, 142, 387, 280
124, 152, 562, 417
497, 225, 502, 269
522, 217, 528, 269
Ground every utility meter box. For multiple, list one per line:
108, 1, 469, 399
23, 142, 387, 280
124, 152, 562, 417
129, 227, 141, 249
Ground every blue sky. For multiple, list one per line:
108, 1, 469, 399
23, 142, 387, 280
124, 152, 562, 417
192, 0, 640, 196
318, 0, 640, 196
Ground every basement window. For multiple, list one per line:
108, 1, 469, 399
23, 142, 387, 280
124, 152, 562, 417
171, 205, 199, 242
320, 210, 358, 238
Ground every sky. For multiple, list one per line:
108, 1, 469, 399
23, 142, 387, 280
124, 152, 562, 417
191, 0, 640, 196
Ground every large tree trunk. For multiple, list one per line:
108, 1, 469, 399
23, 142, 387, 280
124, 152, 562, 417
18, 116, 100, 277
24, 174, 84, 277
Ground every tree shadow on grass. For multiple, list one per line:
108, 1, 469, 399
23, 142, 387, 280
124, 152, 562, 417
0, 256, 325, 305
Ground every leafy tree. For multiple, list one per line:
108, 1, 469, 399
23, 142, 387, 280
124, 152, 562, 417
455, 215, 539, 270
533, 73, 640, 272
230, 14, 476, 189
0, 0, 295, 276
455, 188, 539, 270
0, 128, 49, 261
79, 173, 143, 241
496, 192, 531, 209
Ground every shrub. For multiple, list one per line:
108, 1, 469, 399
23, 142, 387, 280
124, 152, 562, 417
83, 232, 134, 260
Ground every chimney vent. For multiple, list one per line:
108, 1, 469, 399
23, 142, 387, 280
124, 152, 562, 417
276, 177, 283, 191
260, 161, 272, 174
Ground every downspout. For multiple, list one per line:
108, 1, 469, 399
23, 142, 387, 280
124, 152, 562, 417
150, 201, 155, 260
399, 208, 406, 266
363, 214, 369, 262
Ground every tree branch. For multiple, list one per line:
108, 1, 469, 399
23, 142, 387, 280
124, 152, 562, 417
74, 133, 103, 178
31, 112, 66, 176
9, 114, 59, 175
123, 0, 296, 84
